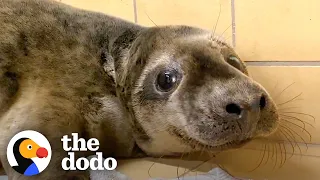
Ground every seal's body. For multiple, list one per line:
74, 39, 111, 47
0, 0, 279, 179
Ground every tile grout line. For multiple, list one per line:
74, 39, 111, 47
132, 1, 320, 67
133, 0, 138, 23
229, 0, 319, 67
245, 61, 320, 66
231, 0, 236, 48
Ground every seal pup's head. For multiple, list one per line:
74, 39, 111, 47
116, 26, 279, 156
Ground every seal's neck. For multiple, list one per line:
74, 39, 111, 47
99, 23, 152, 156
89, 18, 147, 156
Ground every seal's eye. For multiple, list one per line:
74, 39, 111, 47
227, 56, 242, 70
27, 145, 32, 150
156, 70, 178, 92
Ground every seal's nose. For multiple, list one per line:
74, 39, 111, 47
225, 94, 266, 118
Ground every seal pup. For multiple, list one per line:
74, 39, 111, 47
0, 0, 279, 179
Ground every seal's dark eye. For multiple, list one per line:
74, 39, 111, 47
227, 56, 242, 70
156, 70, 178, 92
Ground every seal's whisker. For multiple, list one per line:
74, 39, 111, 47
275, 133, 283, 168
176, 146, 188, 180
268, 133, 281, 168
278, 128, 295, 159
277, 92, 303, 106
273, 82, 296, 101
187, 142, 198, 160
179, 152, 191, 178
285, 128, 303, 156
263, 143, 269, 166
270, 142, 275, 168
280, 127, 304, 164
280, 112, 315, 122
216, 23, 232, 42
181, 151, 198, 177
223, 35, 233, 42
199, 144, 207, 157
148, 155, 165, 179
278, 106, 300, 111
273, 140, 278, 170
182, 163, 188, 180
282, 124, 308, 155
189, 150, 222, 176
263, 143, 270, 165
280, 136, 287, 168
181, 151, 194, 179
210, 2, 222, 40
178, 153, 215, 177
279, 140, 286, 168
270, 139, 276, 160
280, 129, 298, 158
249, 143, 267, 172
279, 114, 314, 128
142, 10, 173, 44
277, 99, 303, 107
280, 118, 312, 141
275, 139, 282, 168
144, 11, 157, 27
280, 118, 306, 130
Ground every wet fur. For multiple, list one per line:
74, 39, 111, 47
0, 0, 279, 179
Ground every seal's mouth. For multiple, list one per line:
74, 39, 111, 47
170, 126, 252, 151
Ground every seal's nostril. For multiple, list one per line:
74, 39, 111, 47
260, 95, 266, 109
226, 103, 242, 116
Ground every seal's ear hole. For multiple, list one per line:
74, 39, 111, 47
136, 58, 143, 65
156, 69, 180, 92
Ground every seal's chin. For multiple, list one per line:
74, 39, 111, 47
170, 127, 252, 151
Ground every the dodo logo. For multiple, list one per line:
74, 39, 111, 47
7, 130, 52, 176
